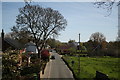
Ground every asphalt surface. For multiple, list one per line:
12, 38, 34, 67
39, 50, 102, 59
41, 52, 74, 79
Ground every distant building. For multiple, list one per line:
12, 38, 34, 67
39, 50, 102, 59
25, 41, 38, 54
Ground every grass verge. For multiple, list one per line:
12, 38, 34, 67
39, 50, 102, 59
62, 55, 120, 80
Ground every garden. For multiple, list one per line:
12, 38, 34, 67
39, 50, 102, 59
2, 50, 47, 80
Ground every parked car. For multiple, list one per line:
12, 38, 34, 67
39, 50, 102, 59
50, 55, 55, 59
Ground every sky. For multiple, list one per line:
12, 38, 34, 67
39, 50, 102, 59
0, 2, 118, 42
1, 0, 120, 2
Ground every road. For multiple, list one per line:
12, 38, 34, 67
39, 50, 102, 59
40, 52, 74, 79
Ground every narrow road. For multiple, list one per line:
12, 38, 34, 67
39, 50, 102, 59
41, 52, 74, 79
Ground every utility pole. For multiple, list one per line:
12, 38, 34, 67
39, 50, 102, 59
78, 33, 80, 74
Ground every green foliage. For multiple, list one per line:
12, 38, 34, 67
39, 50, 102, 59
2, 51, 20, 79
68, 40, 75, 43
76, 46, 87, 53
2, 50, 47, 80
84, 40, 120, 57
68, 47, 76, 55
20, 57, 47, 77
63, 56, 120, 79
20, 64, 40, 76
84, 40, 93, 53
105, 41, 120, 57
47, 38, 56, 48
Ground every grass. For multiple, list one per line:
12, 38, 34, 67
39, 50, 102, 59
63, 55, 120, 80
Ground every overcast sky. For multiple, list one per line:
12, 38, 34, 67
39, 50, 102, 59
0, 2, 118, 42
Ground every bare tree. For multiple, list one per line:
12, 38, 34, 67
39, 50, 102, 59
11, 4, 67, 58
90, 32, 106, 43
94, 0, 120, 41
90, 32, 106, 53
94, 0, 119, 16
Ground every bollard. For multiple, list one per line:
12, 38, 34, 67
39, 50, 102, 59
71, 60, 74, 67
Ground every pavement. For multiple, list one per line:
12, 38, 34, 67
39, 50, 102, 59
40, 52, 74, 79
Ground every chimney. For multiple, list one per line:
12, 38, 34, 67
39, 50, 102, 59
1, 29, 4, 39
1, 29, 4, 52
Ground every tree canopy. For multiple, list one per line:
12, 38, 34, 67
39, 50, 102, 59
90, 32, 106, 43
94, 0, 119, 15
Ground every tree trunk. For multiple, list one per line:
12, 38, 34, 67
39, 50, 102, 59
38, 49, 40, 58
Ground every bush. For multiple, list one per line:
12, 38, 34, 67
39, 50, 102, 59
2, 50, 47, 80
2, 52, 20, 79
21, 61, 41, 76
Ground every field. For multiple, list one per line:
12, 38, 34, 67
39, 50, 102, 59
63, 56, 120, 79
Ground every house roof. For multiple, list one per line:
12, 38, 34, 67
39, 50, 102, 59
0, 37, 24, 50
4, 37, 24, 49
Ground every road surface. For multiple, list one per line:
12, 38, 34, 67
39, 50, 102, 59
40, 52, 74, 79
